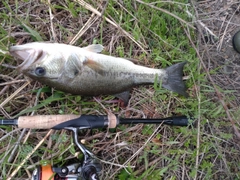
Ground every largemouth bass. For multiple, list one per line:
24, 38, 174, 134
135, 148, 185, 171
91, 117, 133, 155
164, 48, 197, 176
9, 42, 188, 104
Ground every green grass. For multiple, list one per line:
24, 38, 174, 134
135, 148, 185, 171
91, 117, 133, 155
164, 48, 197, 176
0, 0, 240, 179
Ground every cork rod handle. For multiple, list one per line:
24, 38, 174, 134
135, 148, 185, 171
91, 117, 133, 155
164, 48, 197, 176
18, 115, 80, 129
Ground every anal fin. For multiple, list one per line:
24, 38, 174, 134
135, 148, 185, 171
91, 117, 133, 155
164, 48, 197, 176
114, 91, 130, 106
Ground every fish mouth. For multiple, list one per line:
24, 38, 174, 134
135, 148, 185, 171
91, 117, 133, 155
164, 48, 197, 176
9, 44, 44, 71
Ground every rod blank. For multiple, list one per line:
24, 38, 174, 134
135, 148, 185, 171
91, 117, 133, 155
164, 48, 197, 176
119, 116, 189, 126
0, 119, 18, 125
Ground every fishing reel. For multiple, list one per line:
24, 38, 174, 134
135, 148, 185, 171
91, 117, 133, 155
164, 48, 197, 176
31, 127, 102, 180
31, 159, 101, 180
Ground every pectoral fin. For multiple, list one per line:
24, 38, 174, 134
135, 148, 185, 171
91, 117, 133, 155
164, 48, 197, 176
62, 53, 84, 79
83, 44, 104, 53
83, 59, 106, 75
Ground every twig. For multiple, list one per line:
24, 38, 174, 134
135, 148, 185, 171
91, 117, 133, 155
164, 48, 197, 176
197, 20, 218, 39
73, 0, 147, 53
98, 158, 135, 169
136, 0, 195, 30
0, 85, 10, 96
0, 80, 27, 86
90, 0, 109, 42
7, 86, 41, 164
7, 130, 53, 180
109, 123, 163, 178
189, 1, 240, 138
10, 32, 31, 37
217, 6, 238, 51
0, 49, 8, 54
0, 129, 21, 142
0, 81, 30, 109
177, 1, 218, 39
69, 13, 98, 45
7, 129, 28, 163
181, 19, 201, 180
47, 0, 57, 42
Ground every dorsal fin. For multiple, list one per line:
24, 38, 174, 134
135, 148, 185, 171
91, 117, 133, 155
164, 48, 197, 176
83, 44, 104, 53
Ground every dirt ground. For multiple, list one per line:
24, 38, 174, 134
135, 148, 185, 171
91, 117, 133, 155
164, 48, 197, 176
196, 0, 240, 102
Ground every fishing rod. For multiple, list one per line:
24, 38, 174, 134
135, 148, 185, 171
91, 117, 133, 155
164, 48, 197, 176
0, 114, 190, 129
0, 114, 191, 180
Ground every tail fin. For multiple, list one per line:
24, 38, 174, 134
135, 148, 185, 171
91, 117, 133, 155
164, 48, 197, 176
162, 62, 188, 97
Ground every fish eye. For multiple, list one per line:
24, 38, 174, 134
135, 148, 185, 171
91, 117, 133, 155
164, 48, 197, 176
35, 67, 46, 76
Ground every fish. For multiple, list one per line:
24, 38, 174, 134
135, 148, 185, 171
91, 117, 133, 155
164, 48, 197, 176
9, 42, 188, 104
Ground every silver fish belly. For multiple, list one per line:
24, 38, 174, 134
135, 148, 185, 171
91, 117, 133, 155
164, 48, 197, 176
9, 42, 188, 102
